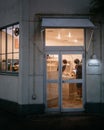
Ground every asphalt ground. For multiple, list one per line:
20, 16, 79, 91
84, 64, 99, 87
0, 110, 104, 130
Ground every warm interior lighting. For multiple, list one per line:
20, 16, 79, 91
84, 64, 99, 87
74, 39, 78, 43
56, 33, 61, 40
68, 32, 71, 38
46, 28, 84, 46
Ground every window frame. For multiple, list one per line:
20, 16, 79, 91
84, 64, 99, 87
0, 22, 19, 75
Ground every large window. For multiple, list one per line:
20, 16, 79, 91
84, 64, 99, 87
0, 23, 19, 73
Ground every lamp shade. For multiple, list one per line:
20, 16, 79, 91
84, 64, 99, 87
90, 53, 97, 59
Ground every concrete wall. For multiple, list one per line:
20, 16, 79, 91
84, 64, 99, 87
86, 22, 103, 103
101, 24, 104, 102
0, 75, 19, 102
0, 0, 20, 103
0, 0, 20, 27
29, 0, 90, 18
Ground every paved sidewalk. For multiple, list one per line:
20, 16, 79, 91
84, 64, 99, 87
0, 110, 104, 130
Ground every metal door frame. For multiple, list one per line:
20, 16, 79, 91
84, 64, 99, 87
44, 50, 85, 112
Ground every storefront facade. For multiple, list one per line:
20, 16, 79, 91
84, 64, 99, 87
0, 0, 104, 115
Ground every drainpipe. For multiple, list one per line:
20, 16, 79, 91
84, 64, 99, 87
32, 17, 43, 100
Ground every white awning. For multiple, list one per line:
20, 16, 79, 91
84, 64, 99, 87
42, 18, 95, 28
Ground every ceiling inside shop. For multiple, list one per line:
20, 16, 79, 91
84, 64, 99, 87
45, 28, 84, 46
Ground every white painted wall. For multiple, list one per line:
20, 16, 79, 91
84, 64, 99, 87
29, 0, 90, 19
0, 0, 20, 27
101, 24, 104, 102
86, 75, 101, 102
86, 23, 103, 103
0, 75, 19, 102
0, 0, 20, 103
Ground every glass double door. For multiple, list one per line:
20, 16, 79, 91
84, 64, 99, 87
46, 51, 84, 112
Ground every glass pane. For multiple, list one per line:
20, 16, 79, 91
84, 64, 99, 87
47, 83, 58, 108
13, 53, 19, 72
62, 54, 82, 80
7, 54, 12, 71
13, 37, 19, 52
0, 29, 6, 54
62, 83, 82, 108
47, 54, 58, 80
0, 55, 6, 72
7, 26, 13, 53
13, 53, 19, 60
45, 28, 84, 46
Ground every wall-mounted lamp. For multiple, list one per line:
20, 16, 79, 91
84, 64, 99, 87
14, 27, 19, 36
90, 53, 97, 59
